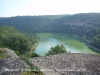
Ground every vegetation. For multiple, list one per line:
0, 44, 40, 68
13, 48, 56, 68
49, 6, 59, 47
14, 50, 20, 56
21, 55, 44, 75
0, 25, 42, 74
91, 35, 100, 49
30, 52, 40, 57
0, 13, 100, 50
0, 54, 5, 60
21, 71, 44, 75
0, 25, 38, 55
21, 72, 34, 75
0, 49, 6, 60
45, 44, 67, 56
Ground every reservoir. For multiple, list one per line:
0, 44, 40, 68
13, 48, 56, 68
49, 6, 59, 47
35, 33, 99, 56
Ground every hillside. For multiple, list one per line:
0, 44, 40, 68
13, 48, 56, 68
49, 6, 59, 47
0, 25, 38, 54
30, 53, 100, 75
0, 26, 44, 75
0, 13, 100, 50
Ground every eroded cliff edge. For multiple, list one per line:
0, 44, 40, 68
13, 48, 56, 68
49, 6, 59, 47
0, 48, 29, 75
30, 53, 100, 75
0, 48, 100, 75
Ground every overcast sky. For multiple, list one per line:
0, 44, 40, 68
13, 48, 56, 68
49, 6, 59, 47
0, 0, 100, 17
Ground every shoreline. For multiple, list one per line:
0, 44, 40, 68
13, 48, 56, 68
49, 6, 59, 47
73, 34, 100, 52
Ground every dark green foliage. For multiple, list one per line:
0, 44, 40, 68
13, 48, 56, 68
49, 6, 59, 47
0, 25, 38, 54
3, 36, 30, 54
14, 50, 20, 56
30, 52, 40, 57
91, 35, 100, 49
0, 34, 4, 47
45, 44, 67, 56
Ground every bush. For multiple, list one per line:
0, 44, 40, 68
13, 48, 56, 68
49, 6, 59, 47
30, 53, 40, 57
14, 50, 20, 56
45, 44, 67, 56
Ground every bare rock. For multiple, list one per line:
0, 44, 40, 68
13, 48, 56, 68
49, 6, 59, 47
30, 53, 100, 75
0, 48, 29, 75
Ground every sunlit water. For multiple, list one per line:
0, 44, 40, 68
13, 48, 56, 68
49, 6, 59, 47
35, 33, 99, 56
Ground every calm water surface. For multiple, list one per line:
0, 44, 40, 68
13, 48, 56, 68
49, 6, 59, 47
35, 33, 99, 56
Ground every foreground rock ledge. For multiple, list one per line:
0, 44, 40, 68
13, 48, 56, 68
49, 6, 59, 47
30, 53, 100, 75
0, 48, 29, 75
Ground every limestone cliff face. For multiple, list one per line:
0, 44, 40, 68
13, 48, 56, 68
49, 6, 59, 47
0, 48, 29, 75
30, 53, 100, 75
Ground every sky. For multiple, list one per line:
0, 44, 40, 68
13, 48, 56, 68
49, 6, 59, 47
0, 0, 100, 17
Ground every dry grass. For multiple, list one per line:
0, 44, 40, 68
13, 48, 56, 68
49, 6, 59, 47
6, 54, 12, 58
0, 49, 7, 53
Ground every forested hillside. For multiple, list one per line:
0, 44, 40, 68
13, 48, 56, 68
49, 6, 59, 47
0, 13, 100, 50
0, 25, 38, 54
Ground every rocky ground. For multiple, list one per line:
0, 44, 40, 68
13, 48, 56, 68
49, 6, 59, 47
0, 48, 100, 75
0, 48, 29, 75
30, 53, 100, 75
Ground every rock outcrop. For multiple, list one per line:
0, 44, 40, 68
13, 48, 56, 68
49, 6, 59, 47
30, 53, 100, 75
1, 48, 100, 75
0, 48, 29, 75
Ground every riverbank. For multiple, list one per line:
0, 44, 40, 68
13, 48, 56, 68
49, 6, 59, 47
81, 37, 100, 52
73, 34, 100, 53
89, 45, 100, 52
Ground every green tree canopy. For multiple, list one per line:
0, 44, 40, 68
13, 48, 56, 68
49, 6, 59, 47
0, 25, 38, 54
45, 44, 67, 56
91, 35, 100, 49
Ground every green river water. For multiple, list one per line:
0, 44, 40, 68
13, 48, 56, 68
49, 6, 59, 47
35, 33, 100, 56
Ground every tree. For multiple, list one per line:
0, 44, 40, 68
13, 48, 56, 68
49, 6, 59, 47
45, 44, 67, 56
91, 34, 100, 49
30, 52, 40, 57
0, 25, 39, 55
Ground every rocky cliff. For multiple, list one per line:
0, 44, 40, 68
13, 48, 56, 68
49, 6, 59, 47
30, 53, 100, 75
0, 48, 100, 75
0, 48, 29, 75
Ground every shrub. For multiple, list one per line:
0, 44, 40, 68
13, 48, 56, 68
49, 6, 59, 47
30, 53, 40, 57
45, 44, 67, 56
